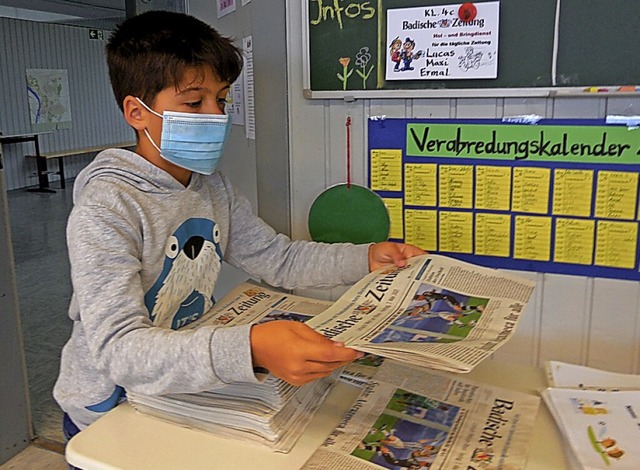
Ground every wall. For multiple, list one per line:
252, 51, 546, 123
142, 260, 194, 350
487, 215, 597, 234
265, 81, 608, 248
189, 0, 291, 294
0, 16, 133, 190
286, 0, 640, 373
189, 0, 290, 236
0, 161, 31, 463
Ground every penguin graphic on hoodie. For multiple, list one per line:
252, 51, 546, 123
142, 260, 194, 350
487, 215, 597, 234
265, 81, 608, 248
144, 217, 222, 329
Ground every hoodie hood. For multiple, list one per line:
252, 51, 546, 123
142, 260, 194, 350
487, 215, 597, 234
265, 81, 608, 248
73, 148, 191, 203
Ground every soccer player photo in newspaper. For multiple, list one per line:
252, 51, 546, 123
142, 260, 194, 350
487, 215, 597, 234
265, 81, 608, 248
370, 283, 489, 344
351, 388, 455, 469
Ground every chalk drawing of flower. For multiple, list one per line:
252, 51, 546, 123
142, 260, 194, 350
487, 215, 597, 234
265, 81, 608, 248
337, 57, 353, 91
355, 47, 375, 90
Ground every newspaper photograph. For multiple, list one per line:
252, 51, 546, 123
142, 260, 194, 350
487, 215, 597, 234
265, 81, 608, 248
306, 254, 536, 373
302, 361, 540, 470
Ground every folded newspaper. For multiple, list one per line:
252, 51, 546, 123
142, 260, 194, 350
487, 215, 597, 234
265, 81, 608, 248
307, 254, 536, 373
302, 360, 541, 470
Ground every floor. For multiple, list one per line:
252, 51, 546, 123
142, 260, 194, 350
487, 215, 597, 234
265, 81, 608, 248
7, 185, 74, 445
0, 445, 67, 470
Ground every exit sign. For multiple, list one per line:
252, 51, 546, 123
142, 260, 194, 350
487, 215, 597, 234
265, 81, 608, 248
89, 29, 104, 40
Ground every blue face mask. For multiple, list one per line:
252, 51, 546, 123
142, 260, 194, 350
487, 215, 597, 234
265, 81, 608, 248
137, 98, 231, 175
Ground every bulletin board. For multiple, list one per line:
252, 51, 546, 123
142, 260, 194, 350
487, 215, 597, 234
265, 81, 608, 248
368, 117, 640, 280
304, 0, 640, 98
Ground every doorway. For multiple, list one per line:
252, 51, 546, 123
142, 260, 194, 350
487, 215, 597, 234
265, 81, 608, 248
7, 187, 74, 444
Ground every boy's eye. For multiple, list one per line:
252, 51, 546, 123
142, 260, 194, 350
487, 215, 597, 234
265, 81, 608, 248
217, 96, 232, 113
186, 100, 202, 108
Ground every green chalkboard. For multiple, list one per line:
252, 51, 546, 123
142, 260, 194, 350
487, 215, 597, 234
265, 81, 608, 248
306, 0, 640, 96
308, 0, 380, 92
556, 0, 640, 87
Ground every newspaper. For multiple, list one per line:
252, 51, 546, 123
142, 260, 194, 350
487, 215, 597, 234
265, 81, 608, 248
183, 281, 374, 388
542, 361, 640, 469
190, 279, 333, 330
307, 254, 536, 373
302, 360, 540, 470
128, 280, 336, 452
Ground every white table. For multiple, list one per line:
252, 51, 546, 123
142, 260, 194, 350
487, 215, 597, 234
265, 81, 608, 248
66, 360, 567, 469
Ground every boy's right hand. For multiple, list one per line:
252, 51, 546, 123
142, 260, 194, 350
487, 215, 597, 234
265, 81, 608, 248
250, 321, 364, 386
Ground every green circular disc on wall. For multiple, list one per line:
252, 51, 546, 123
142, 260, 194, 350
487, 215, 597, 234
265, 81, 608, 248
308, 183, 390, 244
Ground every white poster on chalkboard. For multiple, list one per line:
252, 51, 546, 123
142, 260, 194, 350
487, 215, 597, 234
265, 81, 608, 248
386, 1, 500, 81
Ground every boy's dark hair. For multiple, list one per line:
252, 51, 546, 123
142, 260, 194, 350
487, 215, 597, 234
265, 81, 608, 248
106, 10, 243, 111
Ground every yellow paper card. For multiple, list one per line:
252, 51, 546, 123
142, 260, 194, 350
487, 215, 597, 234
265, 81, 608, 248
595, 171, 638, 220
552, 169, 594, 217
554, 218, 595, 265
475, 213, 511, 257
512, 167, 551, 214
514, 215, 552, 261
405, 209, 437, 251
439, 165, 473, 209
439, 211, 473, 253
475, 165, 512, 211
382, 198, 404, 239
370, 149, 402, 192
405, 163, 437, 206
595, 221, 638, 269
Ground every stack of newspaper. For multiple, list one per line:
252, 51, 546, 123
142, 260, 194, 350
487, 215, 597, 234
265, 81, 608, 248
542, 361, 640, 469
128, 374, 337, 452
128, 281, 337, 452
129, 254, 536, 452
302, 360, 541, 469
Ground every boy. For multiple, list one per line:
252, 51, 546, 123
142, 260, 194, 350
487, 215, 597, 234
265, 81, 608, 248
53, 10, 424, 440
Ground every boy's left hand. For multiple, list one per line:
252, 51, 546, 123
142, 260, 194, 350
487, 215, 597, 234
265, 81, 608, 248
368, 241, 426, 271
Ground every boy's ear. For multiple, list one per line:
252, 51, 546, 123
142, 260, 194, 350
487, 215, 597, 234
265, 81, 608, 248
122, 96, 149, 131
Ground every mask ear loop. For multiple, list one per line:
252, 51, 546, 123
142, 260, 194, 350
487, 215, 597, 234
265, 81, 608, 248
136, 97, 163, 119
135, 97, 164, 154
143, 129, 163, 154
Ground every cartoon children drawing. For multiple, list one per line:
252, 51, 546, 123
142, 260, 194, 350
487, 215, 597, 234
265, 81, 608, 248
389, 36, 402, 72
400, 37, 423, 71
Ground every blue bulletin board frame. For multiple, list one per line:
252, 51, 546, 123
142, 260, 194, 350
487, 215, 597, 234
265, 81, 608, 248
368, 117, 640, 280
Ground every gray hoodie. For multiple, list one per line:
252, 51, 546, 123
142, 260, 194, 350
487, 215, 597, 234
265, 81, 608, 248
53, 148, 369, 429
